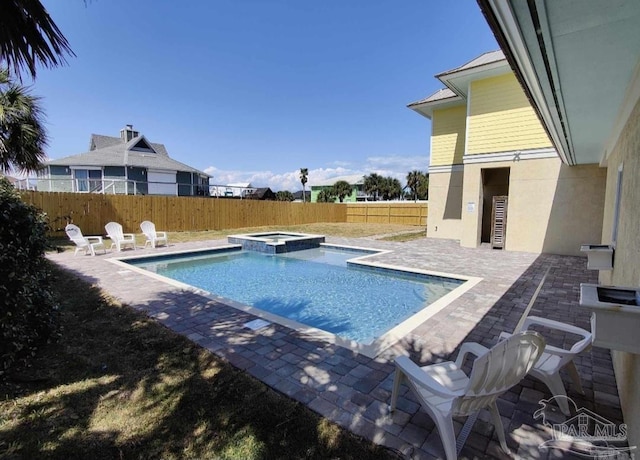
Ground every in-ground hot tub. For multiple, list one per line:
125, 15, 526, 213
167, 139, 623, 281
227, 232, 325, 254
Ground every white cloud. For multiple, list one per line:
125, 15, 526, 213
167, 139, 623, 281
203, 154, 430, 192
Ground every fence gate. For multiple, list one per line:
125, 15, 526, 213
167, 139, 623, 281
491, 195, 508, 249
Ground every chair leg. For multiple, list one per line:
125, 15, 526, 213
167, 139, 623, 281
489, 402, 511, 456
541, 373, 572, 416
566, 361, 585, 395
389, 370, 404, 412
433, 413, 458, 460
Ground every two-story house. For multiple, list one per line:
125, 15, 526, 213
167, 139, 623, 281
409, 51, 605, 255
38, 125, 210, 196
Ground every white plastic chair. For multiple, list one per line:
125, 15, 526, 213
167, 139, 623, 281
390, 331, 545, 460
140, 220, 168, 248
499, 316, 592, 416
65, 224, 106, 256
104, 221, 136, 251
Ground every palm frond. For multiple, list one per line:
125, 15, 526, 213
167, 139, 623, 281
0, 0, 75, 80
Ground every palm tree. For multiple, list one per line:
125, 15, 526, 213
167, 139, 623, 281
0, 0, 75, 80
0, 69, 48, 173
333, 180, 352, 203
299, 168, 308, 202
363, 173, 382, 201
316, 188, 336, 203
275, 190, 294, 201
380, 177, 402, 201
406, 170, 421, 202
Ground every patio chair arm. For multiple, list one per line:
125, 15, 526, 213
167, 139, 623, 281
522, 316, 592, 353
156, 231, 167, 238
522, 316, 591, 338
86, 236, 103, 243
123, 233, 136, 239
395, 356, 462, 399
454, 342, 489, 368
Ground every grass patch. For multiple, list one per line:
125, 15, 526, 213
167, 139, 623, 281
378, 231, 427, 242
49, 223, 420, 252
0, 263, 397, 459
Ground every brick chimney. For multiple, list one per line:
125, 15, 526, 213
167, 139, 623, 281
120, 124, 139, 142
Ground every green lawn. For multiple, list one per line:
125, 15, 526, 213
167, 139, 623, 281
50, 222, 425, 251
1, 256, 400, 459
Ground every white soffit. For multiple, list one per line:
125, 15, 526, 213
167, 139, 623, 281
494, 0, 640, 165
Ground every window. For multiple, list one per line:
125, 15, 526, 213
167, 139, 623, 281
611, 163, 623, 247
73, 169, 102, 192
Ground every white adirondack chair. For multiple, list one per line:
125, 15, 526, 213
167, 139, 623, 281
390, 331, 545, 460
499, 316, 592, 416
104, 222, 136, 251
65, 224, 106, 256
140, 221, 168, 248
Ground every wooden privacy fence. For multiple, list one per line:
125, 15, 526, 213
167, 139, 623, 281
20, 191, 347, 235
346, 202, 427, 226
19, 192, 428, 235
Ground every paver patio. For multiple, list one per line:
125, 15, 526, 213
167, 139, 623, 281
48, 235, 627, 459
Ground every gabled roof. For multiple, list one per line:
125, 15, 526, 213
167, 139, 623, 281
49, 132, 209, 177
408, 88, 459, 107
435, 50, 505, 77
408, 50, 509, 118
247, 187, 275, 200
311, 174, 364, 187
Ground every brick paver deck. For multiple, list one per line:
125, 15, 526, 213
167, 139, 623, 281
48, 236, 626, 459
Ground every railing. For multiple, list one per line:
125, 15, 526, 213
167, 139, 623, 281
17, 178, 209, 196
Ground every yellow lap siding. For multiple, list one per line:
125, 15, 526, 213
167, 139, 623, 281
431, 105, 466, 166
467, 73, 552, 154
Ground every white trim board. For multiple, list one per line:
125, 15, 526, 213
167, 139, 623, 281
428, 164, 465, 174
463, 148, 557, 164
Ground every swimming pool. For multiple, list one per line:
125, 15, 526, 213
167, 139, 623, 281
121, 245, 480, 356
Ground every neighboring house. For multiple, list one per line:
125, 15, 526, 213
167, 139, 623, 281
310, 174, 366, 203
210, 182, 255, 198
38, 125, 210, 196
291, 190, 305, 202
477, 0, 640, 450
246, 187, 276, 200
408, 50, 605, 255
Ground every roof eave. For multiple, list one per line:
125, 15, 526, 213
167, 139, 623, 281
407, 96, 464, 119
476, 0, 574, 165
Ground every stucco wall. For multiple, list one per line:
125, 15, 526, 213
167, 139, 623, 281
426, 170, 463, 240
459, 157, 605, 255
431, 105, 466, 166
598, 95, 640, 451
467, 73, 552, 154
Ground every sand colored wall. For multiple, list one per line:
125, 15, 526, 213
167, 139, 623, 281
598, 96, 640, 451
459, 157, 605, 255
467, 73, 552, 154
426, 170, 463, 240
431, 105, 466, 167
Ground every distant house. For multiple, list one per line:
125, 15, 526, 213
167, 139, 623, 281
210, 182, 255, 198
38, 125, 210, 196
246, 187, 276, 200
292, 190, 305, 202
309, 174, 366, 203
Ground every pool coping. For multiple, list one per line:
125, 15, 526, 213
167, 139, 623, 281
108, 243, 482, 358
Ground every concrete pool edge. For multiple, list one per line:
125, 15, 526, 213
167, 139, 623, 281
108, 244, 483, 358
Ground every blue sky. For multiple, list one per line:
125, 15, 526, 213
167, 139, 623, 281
34, 0, 497, 191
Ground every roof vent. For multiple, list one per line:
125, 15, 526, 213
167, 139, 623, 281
120, 124, 139, 142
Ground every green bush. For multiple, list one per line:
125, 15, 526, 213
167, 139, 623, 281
0, 177, 57, 374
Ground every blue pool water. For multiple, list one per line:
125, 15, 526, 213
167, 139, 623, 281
128, 247, 463, 344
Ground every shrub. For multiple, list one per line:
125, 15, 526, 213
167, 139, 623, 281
0, 177, 57, 374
